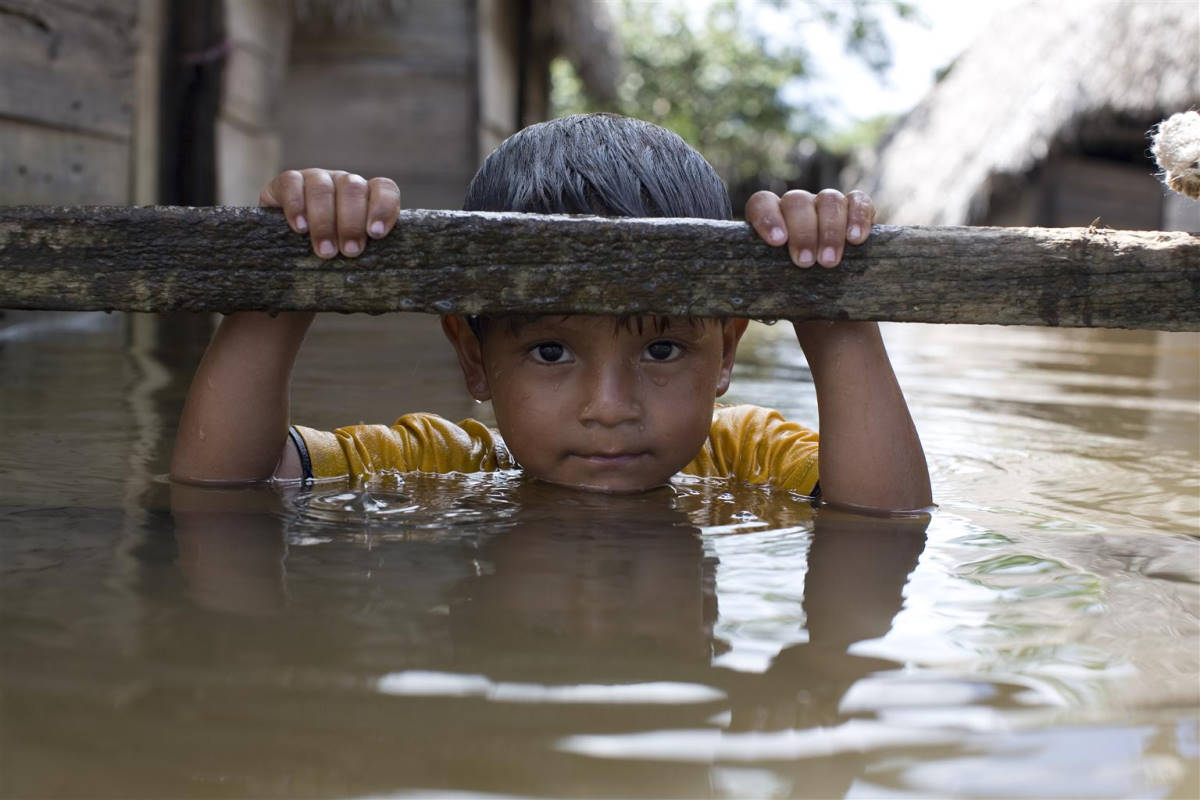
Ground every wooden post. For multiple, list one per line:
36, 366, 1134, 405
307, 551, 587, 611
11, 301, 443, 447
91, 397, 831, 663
0, 206, 1196, 330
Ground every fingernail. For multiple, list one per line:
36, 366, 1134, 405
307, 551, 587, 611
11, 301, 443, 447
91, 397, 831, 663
343, 240, 360, 256
769, 227, 785, 244
798, 249, 814, 267
368, 220, 385, 237
318, 239, 336, 257
821, 247, 836, 265
848, 225, 861, 241
295, 214, 308, 233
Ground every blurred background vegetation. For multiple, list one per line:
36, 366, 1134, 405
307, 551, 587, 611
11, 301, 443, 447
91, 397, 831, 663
550, 0, 917, 210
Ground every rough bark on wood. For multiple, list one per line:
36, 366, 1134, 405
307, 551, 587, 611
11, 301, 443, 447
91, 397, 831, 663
0, 206, 1197, 330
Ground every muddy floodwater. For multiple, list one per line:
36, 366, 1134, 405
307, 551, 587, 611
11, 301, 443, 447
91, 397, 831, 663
1, 312, 1197, 799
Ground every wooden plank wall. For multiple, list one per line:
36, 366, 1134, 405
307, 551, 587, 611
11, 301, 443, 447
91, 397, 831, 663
280, 0, 478, 210
476, 0, 520, 160
0, 0, 140, 204
1049, 156, 1164, 230
217, 0, 291, 205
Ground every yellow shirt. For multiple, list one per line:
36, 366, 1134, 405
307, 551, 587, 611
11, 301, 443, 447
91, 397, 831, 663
292, 404, 819, 494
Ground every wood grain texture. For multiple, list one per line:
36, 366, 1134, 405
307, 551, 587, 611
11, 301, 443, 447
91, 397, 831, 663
0, 0, 137, 138
1, 206, 1197, 330
0, 124, 132, 204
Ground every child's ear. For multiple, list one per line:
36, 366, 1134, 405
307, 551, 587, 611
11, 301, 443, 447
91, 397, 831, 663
441, 316, 492, 401
715, 318, 749, 397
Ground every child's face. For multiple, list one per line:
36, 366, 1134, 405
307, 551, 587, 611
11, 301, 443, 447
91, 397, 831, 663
443, 315, 747, 493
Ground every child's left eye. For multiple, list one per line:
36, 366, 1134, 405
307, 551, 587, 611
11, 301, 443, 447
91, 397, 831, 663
644, 341, 682, 361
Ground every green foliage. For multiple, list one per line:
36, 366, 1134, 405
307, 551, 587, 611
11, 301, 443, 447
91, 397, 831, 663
790, 0, 919, 74
822, 113, 898, 156
551, 0, 915, 204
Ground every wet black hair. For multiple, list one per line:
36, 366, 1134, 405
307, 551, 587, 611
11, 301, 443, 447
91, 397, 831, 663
463, 113, 731, 338
464, 113, 731, 219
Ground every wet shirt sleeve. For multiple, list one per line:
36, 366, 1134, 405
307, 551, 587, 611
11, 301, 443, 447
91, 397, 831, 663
291, 413, 514, 481
682, 405, 820, 495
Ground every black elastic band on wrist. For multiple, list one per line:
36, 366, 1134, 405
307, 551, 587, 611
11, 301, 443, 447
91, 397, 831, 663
288, 426, 313, 482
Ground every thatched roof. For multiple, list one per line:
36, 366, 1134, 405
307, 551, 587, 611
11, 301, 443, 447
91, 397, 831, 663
854, 1, 1199, 225
289, 0, 620, 102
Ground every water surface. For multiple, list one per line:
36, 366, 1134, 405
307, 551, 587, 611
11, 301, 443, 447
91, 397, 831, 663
1, 312, 1196, 798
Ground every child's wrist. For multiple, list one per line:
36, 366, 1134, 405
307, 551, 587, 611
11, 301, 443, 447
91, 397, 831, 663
212, 311, 316, 359
220, 310, 315, 333
792, 320, 887, 376
792, 319, 880, 350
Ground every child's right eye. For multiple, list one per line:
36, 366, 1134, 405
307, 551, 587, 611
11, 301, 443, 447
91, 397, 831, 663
529, 342, 572, 364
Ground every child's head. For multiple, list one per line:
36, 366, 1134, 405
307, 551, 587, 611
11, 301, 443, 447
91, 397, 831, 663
443, 114, 748, 493
461, 112, 732, 218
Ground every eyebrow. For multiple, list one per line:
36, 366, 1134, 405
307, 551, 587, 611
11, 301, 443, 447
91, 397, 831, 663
528, 315, 705, 336
477, 314, 717, 344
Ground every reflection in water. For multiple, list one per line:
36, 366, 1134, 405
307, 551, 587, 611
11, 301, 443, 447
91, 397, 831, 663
1, 314, 1197, 798
158, 476, 928, 799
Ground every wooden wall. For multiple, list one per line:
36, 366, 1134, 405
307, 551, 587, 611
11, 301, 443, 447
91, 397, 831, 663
280, 0, 481, 210
0, 0, 541, 209
477, 0, 520, 161
984, 154, 1200, 233
216, 0, 290, 205
1043, 156, 1163, 230
0, 0, 141, 204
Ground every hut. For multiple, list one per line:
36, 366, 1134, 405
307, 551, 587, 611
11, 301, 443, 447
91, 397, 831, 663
853, 1, 1199, 231
0, 0, 619, 208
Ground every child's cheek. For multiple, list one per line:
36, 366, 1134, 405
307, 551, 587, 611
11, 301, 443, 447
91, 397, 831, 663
647, 363, 720, 439
497, 369, 574, 457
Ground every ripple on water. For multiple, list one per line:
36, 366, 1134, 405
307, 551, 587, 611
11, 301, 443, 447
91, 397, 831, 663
291, 470, 524, 538
288, 471, 823, 542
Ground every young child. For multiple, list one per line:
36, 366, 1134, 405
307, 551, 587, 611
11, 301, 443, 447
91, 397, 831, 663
171, 114, 931, 511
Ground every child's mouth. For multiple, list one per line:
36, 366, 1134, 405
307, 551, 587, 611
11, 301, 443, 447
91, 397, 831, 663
573, 452, 650, 465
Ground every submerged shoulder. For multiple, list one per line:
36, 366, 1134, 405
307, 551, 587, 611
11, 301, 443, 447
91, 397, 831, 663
695, 404, 819, 492
707, 405, 818, 457
388, 412, 516, 471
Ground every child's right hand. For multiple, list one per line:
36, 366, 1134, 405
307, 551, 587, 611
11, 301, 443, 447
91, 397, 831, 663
259, 169, 401, 259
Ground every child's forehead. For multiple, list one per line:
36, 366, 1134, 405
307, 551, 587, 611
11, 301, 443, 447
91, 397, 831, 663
501, 315, 715, 337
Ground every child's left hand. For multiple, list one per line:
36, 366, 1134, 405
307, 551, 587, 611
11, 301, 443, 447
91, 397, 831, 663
745, 189, 875, 268
742, 189, 931, 512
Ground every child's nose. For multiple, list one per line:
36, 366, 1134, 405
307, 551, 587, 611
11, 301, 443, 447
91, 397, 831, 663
579, 363, 642, 427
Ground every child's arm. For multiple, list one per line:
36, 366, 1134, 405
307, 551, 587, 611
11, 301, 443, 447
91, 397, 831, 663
169, 169, 401, 483
745, 189, 933, 512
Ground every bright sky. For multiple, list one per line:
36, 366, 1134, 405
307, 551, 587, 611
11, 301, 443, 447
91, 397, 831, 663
622, 0, 1023, 130
785, 0, 1023, 127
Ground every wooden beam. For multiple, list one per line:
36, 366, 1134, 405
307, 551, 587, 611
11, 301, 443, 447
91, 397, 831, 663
1, 206, 1197, 330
